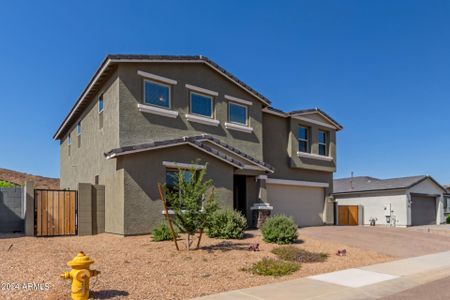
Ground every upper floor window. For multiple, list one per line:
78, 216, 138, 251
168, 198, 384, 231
76, 122, 81, 148
298, 126, 309, 153
67, 134, 71, 156
98, 95, 104, 129
228, 102, 248, 125
98, 96, 104, 113
144, 80, 171, 109
318, 130, 328, 156
190, 92, 213, 118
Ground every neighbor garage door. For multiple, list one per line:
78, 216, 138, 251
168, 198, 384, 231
411, 195, 436, 226
267, 183, 325, 227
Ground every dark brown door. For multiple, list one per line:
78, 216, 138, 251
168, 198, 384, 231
233, 175, 247, 217
35, 190, 77, 236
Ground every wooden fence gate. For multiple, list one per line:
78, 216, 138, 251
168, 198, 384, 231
338, 205, 359, 225
34, 189, 77, 237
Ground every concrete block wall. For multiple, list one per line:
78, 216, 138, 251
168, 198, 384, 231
0, 187, 24, 233
78, 183, 93, 235
24, 181, 35, 236
92, 185, 105, 234
77, 183, 105, 235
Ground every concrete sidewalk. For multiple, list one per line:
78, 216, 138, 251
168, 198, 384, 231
194, 251, 450, 300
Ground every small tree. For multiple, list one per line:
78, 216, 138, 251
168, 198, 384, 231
165, 166, 218, 250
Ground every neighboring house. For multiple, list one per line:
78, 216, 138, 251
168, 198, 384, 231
53, 55, 342, 235
333, 175, 447, 227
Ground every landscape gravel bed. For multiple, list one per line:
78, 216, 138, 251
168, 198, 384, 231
0, 230, 392, 300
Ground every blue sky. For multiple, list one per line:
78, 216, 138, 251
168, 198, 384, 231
0, 1, 449, 183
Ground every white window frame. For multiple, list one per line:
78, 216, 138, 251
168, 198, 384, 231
76, 122, 81, 136
318, 130, 328, 156
143, 79, 172, 109
298, 126, 309, 153
224, 95, 253, 106
190, 91, 214, 119
137, 70, 178, 85
228, 102, 248, 126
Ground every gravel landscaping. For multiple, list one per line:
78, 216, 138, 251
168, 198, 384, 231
0, 230, 392, 300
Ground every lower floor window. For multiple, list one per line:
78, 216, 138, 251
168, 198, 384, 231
165, 169, 195, 206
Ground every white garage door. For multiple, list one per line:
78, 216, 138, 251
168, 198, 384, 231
267, 183, 325, 227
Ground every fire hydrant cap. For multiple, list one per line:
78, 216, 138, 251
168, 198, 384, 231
67, 251, 95, 267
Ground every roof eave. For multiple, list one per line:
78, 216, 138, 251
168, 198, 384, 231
290, 108, 343, 130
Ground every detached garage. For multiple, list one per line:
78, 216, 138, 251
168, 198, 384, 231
266, 178, 330, 227
333, 175, 446, 227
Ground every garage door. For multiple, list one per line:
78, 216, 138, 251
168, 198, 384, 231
411, 195, 436, 226
267, 184, 324, 227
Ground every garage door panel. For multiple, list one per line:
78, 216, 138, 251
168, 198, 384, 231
267, 184, 324, 227
411, 196, 436, 226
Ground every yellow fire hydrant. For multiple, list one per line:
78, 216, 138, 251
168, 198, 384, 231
60, 251, 100, 300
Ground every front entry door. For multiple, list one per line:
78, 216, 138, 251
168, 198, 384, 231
233, 175, 247, 217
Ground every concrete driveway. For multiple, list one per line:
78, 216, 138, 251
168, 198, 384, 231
299, 226, 450, 258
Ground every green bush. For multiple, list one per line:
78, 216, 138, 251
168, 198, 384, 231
207, 209, 247, 239
261, 215, 298, 244
272, 246, 328, 263
243, 258, 299, 276
0, 181, 15, 188
446, 215, 450, 224
151, 221, 177, 242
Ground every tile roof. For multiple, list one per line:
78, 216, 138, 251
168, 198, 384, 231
104, 134, 274, 172
333, 175, 433, 194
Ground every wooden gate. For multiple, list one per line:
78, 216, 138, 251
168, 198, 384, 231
338, 205, 359, 225
34, 189, 77, 237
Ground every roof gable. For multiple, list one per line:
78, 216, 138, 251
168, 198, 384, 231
290, 109, 343, 130
262, 107, 343, 130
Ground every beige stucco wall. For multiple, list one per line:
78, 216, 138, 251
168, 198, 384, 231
117, 62, 264, 160
262, 113, 334, 194
59, 72, 125, 234
288, 116, 337, 173
119, 144, 235, 235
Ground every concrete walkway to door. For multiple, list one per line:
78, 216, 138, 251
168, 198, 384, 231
299, 226, 450, 258
194, 251, 450, 300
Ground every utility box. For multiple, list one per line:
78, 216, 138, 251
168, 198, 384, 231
384, 204, 391, 216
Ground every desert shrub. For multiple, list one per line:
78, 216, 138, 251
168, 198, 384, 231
243, 258, 299, 276
152, 221, 177, 242
446, 215, 450, 224
165, 166, 218, 250
261, 215, 298, 244
207, 209, 247, 239
272, 246, 328, 263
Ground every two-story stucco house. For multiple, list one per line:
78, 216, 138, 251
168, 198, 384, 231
54, 55, 343, 235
